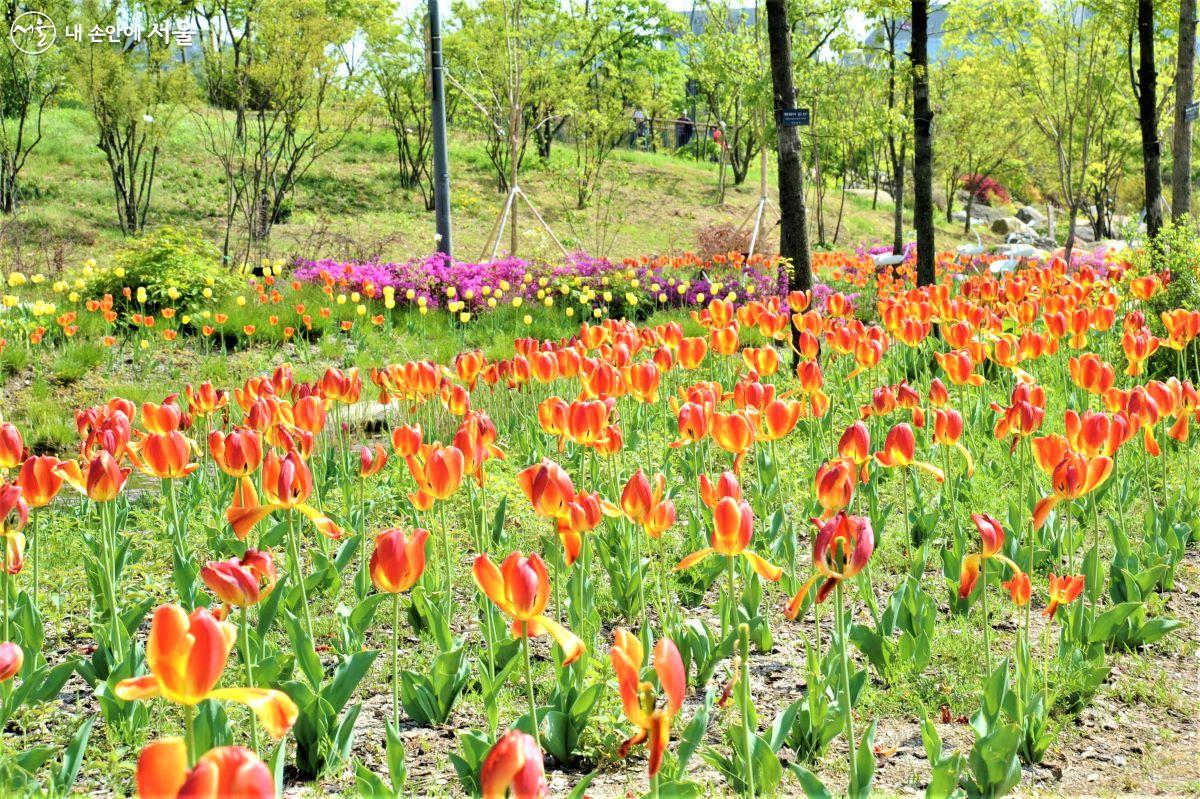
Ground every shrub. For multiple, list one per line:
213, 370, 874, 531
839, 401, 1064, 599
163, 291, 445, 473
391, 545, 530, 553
85, 227, 239, 313
960, 174, 1010, 205
696, 224, 752, 260
1132, 217, 1200, 314
1130, 217, 1200, 378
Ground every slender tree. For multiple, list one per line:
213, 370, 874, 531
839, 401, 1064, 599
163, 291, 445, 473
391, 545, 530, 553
1134, 0, 1162, 238
1172, 0, 1197, 221
765, 0, 812, 365
911, 0, 935, 285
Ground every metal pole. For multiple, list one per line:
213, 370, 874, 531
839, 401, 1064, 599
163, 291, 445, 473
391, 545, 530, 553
428, 0, 453, 258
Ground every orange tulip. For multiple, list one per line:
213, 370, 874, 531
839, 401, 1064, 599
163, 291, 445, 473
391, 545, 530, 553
2, 527, 24, 573
479, 730, 547, 799
619, 470, 676, 539
555, 490, 607, 566
838, 421, 872, 482
358, 443, 389, 478
755, 399, 802, 441
698, 470, 742, 510
141, 400, 185, 435
565, 399, 612, 449
0, 484, 27, 536
958, 514, 1021, 599
610, 629, 686, 777
0, 641, 22, 681
390, 423, 423, 458
517, 459, 576, 521
675, 497, 781, 580
15, 456, 62, 508
455, 350, 487, 390
405, 443, 465, 509
440, 382, 471, 416
1064, 409, 1131, 458
1032, 452, 1113, 529
370, 528, 429, 593
742, 346, 780, 376
292, 395, 327, 435
55, 451, 130, 503
670, 401, 711, 448
115, 604, 297, 737
201, 550, 279, 607
677, 337, 707, 369
1121, 329, 1160, 376
1002, 572, 1032, 606
226, 451, 341, 540
874, 423, 944, 482
135, 738, 274, 799
472, 553, 584, 664
935, 349, 985, 387
785, 512, 875, 616
129, 432, 198, 480
208, 429, 263, 479
318, 366, 362, 404
454, 410, 505, 486
932, 408, 974, 477
710, 410, 755, 472
1043, 573, 1084, 618
0, 422, 23, 470
185, 382, 229, 417
814, 458, 855, 518
537, 397, 569, 446
623, 361, 661, 404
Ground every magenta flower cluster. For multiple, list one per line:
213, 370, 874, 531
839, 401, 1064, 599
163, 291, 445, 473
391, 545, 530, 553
291, 252, 787, 313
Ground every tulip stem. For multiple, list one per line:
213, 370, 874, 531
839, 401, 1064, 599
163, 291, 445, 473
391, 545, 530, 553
287, 511, 315, 641
183, 702, 197, 767
391, 593, 400, 728
439, 501, 453, 628
724, 554, 736, 643
980, 557, 991, 680
29, 507, 38, 613
738, 622, 756, 799
522, 634, 541, 751
835, 579, 857, 794
240, 605, 260, 753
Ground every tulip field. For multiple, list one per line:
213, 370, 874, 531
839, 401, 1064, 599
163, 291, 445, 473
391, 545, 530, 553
0, 247, 1197, 798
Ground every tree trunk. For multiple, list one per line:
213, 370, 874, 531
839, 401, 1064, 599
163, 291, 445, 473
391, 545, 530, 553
1136, 0, 1163, 239
1172, 0, 1197, 220
911, 0, 936, 286
766, 0, 812, 365
892, 154, 905, 252
964, 192, 974, 234
1065, 203, 1078, 266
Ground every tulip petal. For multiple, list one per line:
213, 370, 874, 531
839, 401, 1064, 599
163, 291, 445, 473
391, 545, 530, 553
526, 615, 585, 665
295, 503, 343, 539
208, 687, 299, 739
742, 551, 783, 582
673, 547, 714, 572
115, 674, 162, 702
472, 555, 513, 617
136, 737, 189, 799
784, 574, 819, 620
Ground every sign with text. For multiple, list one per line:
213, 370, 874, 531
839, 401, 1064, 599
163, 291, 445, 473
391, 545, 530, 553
1186, 101, 1200, 123
778, 108, 810, 127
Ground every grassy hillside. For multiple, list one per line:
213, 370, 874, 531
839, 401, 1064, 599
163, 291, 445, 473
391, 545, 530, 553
1, 106, 994, 271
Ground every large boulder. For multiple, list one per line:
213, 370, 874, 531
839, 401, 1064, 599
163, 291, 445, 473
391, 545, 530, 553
1016, 205, 1046, 226
1071, 222, 1096, 243
990, 217, 1034, 237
